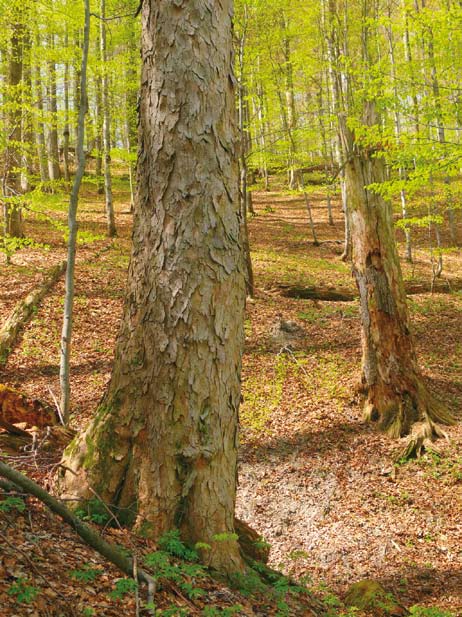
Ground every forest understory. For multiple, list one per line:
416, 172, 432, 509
0, 177, 461, 616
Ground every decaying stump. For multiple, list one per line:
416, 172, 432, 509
0, 384, 58, 434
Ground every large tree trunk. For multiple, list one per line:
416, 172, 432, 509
60, 0, 246, 575
340, 106, 453, 450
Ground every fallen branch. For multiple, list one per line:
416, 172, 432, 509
0, 261, 67, 365
0, 459, 156, 597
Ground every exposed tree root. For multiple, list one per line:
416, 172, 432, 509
235, 518, 270, 564
363, 382, 455, 460
398, 420, 449, 461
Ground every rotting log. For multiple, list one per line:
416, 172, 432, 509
279, 278, 462, 302
279, 285, 355, 302
0, 260, 66, 365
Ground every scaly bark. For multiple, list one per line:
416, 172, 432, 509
60, 0, 246, 575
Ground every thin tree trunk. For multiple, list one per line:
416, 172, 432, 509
94, 38, 103, 194
46, 36, 61, 181
300, 174, 319, 246
63, 32, 71, 182
324, 0, 351, 259
256, 76, 269, 191
386, 20, 412, 262
3, 21, 25, 238
419, 0, 457, 245
317, 87, 334, 226
237, 27, 254, 295
100, 0, 116, 237
124, 115, 135, 211
60, 0, 246, 575
285, 55, 297, 190
59, 0, 91, 424
20, 26, 32, 194
73, 31, 81, 146
123, 37, 137, 211
239, 162, 255, 298
32, 52, 49, 184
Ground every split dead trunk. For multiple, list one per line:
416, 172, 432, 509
340, 105, 454, 453
59, 0, 246, 575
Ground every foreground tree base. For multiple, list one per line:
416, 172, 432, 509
363, 379, 455, 459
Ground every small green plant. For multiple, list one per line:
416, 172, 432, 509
75, 498, 112, 526
194, 541, 212, 551
202, 605, 243, 616
253, 539, 271, 552
212, 532, 239, 543
82, 608, 95, 617
0, 496, 26, 513
144, 542, 207, 601
409, 607, 455, 617
69, 564, 103, 583
149, 605, 189, 616
158, 529, 200, 561
7, 577, 40, 604
229, 568, 266, 596
0, 234, 48, 264
108, 577, 138, 600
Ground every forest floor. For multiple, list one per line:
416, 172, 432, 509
0, 175, 461, 616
